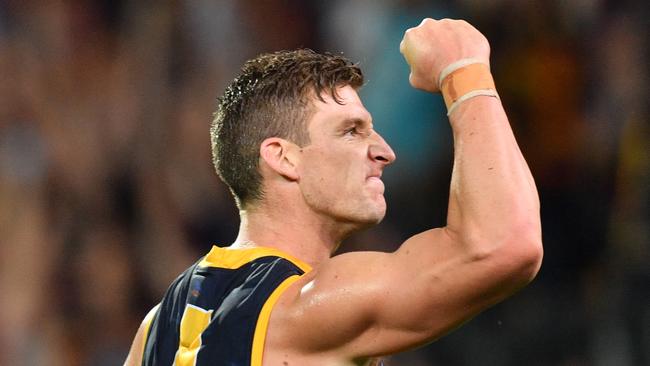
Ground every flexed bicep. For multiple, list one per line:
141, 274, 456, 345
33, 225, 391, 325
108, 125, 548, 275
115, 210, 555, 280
266, 226, 538, 361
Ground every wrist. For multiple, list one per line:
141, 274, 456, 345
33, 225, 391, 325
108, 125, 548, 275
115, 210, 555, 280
439, 59, 499, 116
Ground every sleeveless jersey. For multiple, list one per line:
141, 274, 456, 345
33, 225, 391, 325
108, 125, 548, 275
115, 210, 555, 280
140, 246, 312, 366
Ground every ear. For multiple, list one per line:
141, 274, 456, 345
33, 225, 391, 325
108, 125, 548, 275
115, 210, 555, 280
259, 137, 300, 181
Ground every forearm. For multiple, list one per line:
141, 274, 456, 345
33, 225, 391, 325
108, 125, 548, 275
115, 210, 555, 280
445, 95, 540, 252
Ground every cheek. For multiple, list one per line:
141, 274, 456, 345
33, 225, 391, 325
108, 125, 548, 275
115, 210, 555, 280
302, 163, 352, 198
299, 151, 357, 204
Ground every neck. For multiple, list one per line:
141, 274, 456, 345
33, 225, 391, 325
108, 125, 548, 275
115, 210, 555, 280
231, 202, 347, 269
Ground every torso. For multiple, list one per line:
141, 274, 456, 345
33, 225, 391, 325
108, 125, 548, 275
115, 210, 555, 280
141, 245, 382, 365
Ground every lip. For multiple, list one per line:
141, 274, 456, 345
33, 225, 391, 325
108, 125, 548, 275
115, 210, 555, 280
366, 176, 385, 193
366, 171, 383, 180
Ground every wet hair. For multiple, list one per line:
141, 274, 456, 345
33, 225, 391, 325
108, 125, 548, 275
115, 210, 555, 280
210, 49, 363, 209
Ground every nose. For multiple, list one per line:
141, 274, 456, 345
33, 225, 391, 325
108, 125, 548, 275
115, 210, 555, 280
368, 131, 396, 166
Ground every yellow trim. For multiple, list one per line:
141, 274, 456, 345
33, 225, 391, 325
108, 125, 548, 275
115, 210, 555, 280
250, 275, 302, 366
199, 246, 312, 273
173, 304, 213, 366
140, 304, 160, 357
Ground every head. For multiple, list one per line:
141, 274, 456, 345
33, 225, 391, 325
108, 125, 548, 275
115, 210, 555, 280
211, 49, 395, 229
294, 85, 396, 230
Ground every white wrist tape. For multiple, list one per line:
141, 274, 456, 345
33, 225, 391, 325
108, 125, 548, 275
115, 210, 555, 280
446, 89, 499, 116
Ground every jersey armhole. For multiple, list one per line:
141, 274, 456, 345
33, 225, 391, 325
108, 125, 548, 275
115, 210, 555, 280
140, 304, 160, 358
250, 275, 302, 366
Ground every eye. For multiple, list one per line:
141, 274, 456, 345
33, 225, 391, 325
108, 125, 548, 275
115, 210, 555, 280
342, 123, 372, 138
344, 127, 359, 136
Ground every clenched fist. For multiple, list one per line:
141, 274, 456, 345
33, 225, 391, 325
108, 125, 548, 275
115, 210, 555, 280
400, 18, 491, 93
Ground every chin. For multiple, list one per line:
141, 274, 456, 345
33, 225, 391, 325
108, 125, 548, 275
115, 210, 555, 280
338, 216, 382, 239
353, 202, 387, 227
332, 205, 385, 240
325, 195, 387, 231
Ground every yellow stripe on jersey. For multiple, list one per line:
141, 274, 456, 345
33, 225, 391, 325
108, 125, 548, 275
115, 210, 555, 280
199, 246, 312, 273
250, 274, 303, 366
173, 304, 213, 366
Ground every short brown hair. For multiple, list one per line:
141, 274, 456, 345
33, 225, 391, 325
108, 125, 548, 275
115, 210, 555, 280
211, 49, 363, 208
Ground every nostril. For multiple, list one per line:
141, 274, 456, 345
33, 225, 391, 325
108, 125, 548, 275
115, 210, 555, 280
369, 141, 396, 164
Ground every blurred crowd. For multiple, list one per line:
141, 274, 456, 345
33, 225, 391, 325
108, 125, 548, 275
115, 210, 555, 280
0, 1, 647, 365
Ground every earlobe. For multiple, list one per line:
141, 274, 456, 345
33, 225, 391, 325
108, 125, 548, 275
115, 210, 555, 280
260, 138, 300, 181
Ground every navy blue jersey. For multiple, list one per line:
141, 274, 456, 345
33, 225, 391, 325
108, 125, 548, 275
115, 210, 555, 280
140, 246, 311, 366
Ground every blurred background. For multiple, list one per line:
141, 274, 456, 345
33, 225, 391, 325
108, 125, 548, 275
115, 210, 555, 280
0, 0, 648, 365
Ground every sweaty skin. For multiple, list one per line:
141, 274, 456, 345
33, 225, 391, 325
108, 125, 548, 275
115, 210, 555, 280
125, 18, 542, 366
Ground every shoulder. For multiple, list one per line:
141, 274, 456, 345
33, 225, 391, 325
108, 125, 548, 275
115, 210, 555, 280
263, 251, 398, 356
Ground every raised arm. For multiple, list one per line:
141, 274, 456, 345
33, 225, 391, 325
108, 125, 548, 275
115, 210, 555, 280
380, 17, 544, 342
265, 18, 543, 363
401, 18, 541, 253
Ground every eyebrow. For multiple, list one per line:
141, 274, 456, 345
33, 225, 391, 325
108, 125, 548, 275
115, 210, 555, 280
338, 117, 373, 129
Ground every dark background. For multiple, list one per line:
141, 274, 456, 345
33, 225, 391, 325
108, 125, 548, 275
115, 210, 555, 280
0, 1, 648, 365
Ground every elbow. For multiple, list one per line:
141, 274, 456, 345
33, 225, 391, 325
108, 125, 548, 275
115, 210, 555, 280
497, 223, 544, 285
468, 221, 543, 286
513, 234, 543, 284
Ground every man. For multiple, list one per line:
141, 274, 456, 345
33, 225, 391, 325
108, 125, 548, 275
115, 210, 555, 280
125, 18, 542, 366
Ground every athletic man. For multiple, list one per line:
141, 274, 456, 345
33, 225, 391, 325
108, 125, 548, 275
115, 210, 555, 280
124, 18, 543, 366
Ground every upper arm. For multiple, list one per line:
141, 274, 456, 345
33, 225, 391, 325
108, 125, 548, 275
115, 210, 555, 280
269, 227, 540, 359
123, 305, 159, 366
